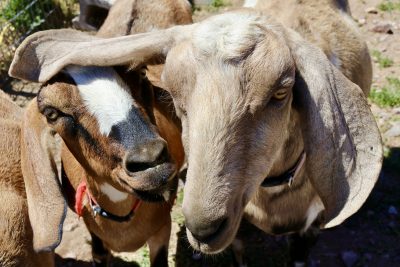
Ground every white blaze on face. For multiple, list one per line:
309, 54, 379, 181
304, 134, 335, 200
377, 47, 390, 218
100, 183, 129, 202
65, 66, 134, 136
243, 0, 258, 7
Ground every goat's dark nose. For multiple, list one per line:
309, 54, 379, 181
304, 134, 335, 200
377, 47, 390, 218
124, 140, 168, 173
185, 216, 228, 243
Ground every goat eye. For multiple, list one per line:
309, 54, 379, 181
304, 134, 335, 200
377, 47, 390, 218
273, 89, 288, 100
43, 107, 59, 122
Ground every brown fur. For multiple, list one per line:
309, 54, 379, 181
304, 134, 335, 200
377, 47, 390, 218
0, 95, 54, 267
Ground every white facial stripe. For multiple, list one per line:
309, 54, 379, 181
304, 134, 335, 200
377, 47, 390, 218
66, 66, 134, 136
100, 183, 129, 202
243, 0, 258, 7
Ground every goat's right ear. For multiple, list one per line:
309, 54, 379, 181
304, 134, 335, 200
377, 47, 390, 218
9, 26, 193, 83
21, 100, 66, 252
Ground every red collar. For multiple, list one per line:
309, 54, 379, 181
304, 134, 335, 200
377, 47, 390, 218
75, 180, 141, 222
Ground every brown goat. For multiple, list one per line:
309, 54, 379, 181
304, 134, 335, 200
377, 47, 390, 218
4, 1, 190, 266
1, 66, 182, 266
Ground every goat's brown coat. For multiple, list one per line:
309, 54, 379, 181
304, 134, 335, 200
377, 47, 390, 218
0, 92, 54, 267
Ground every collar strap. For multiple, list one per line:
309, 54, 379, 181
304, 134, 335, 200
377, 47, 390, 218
261, 151, 306, 188
75, 180, 141, 223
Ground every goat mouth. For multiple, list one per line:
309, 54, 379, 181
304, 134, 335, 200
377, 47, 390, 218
114, 163, 177, 201
186, 215, 241, 254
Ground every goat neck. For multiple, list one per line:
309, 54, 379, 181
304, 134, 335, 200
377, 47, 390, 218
61, 146, 138, 218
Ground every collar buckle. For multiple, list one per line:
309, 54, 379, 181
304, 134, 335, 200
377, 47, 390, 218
261, 151, 306, 188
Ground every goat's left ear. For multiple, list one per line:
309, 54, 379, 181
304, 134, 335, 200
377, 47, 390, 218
286, 29, 383, 228
21, 100, 66, 252
9, 26, 192, 83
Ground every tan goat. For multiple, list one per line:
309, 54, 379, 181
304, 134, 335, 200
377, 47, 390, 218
9, 7, 382, 266
0, 91, 54, 267
244, 0, 372, 94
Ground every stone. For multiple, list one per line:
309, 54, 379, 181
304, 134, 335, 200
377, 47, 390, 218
341, 251, 359, 267
371, 23, 394, 34
366, 7, 378, 14
385, 124, 400, 137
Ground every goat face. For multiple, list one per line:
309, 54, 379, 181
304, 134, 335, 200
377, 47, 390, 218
37, 66, 176, 201
162, 14, 296, 253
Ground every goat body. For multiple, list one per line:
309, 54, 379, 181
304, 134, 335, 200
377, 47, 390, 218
248, 0, 372, 93
0, 91, 54, 267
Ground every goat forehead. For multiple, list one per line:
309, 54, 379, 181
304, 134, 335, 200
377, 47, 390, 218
192, 12, 278, 62
65, 66, 136, 136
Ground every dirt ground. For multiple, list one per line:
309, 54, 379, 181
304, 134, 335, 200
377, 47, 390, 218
2, 0, 400, 266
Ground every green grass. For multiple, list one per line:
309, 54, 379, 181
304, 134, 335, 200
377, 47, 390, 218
211, 0, 227, 8
193, 0, 229, 12
369, 77, 400, 107
0, 0, 53, 31
372, 50, 394, 68
378, 0, 400, 12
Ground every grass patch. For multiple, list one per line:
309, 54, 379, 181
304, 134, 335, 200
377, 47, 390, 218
369, 77, 400, 107
378, 0, 400, 12
372, 50, 394, 68
193, 0, 230, 12
211, 0, 227, 8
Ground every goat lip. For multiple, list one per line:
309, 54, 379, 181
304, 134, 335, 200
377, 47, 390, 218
113, 163, 176, 192
186, 216, 241, 254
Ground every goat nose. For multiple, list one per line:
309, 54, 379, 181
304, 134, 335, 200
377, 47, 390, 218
185, 215, 227, 243
123, 140, 168, 173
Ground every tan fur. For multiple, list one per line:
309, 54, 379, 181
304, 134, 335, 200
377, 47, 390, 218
8, 7, 381, 258
0, 95, 54, 267
250, 0, 372, 94
97, 0, 192, 37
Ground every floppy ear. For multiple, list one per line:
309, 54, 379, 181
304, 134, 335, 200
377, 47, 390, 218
286, 29, 383, 228
9, 26, 192, 83
21, 100, 66, 252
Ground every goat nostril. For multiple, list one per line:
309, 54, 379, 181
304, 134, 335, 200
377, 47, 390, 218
125, 161, 153, 173
187, 217, 228, 243
123, 140, 169, 173
156, 146, 169, 164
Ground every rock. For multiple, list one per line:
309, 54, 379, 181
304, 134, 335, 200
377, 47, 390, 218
385, 124, 400, 138
388, 205, 398, 215
341, 251, 359, 267
371, 23, 394, 34
366, 7, 378, 14
358, 18, 366, 26
192, 0, 212, 5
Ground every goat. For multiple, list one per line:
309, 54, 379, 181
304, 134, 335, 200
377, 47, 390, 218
72, 0, 115, 31
243, 0, 372, 94
1, 65, 182, 266
5, 1, 190, 266
9, 8, 382, 266
0, 90, 54, 267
